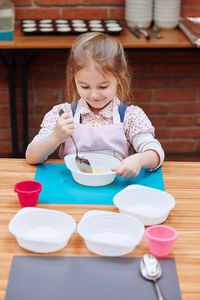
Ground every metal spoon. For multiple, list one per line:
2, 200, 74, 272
152, 25, 163, 39
140, 254, 165, 300
59, 109, 93, 173
152, 24, 161, 33
134, 26, 150, 40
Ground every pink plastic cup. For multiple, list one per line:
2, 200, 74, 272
145, 225, 178, 257
14, 180, 42, 207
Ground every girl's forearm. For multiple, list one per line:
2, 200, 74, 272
25, 132, 61, 165
140, 150, 160, 170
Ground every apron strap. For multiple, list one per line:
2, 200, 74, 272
118, 103, 128, 122
72, 101, 82, 123
71, 100, 79, 116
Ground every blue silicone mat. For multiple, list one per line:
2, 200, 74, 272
34, 163, 164, 205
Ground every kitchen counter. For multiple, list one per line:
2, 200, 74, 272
0, 159, 200, 299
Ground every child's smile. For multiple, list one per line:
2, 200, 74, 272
75, 66, 118, 114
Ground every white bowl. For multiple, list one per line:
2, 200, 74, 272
126, 19, 152, 28
64, 153, 120, 186
77, 210, 144, 256
154, 20, 179, 29
9, 207, 76, 253
113, 185, 176, 226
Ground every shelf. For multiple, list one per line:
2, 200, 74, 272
0, 22, 194, 49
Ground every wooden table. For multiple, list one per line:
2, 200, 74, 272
0, 158, 200, 299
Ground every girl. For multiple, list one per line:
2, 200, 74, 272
26, 32, 164, 178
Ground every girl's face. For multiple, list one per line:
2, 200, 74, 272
75, 66, 118, 114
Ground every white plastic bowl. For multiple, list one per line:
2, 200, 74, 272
77, 210, 144, 256
113, 185, 176, 226
64, 153, 120, 186
8, 207, 76, 253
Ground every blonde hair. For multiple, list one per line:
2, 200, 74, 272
66, 32, 131, 103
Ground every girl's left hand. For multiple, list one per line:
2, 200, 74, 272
112, 153, 143, 178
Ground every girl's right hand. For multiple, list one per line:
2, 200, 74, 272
54, 112, 74, 143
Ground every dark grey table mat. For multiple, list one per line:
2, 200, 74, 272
5, 256, 182, 300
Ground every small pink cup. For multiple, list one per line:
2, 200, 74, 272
14, 180, 42, 207
145, 225, 178, 257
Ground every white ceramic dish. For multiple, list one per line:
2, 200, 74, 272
113, 185, 176, 226
64, 153, 120, 186
9, 207, 76, 253
77, 210, 144, 256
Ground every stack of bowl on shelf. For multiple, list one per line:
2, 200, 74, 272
125, 0, 181, 29
125, 0, 153, 29
153, 0, 181, 29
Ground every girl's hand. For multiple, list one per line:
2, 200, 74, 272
54, 112, 74, 143
112, 153, 143, 178
112, 150, 160, 179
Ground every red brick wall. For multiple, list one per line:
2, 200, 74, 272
1, 0, 200, 157
11, 0, 200, 21
13, 0, 125, 21
127, 49, 200, 154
